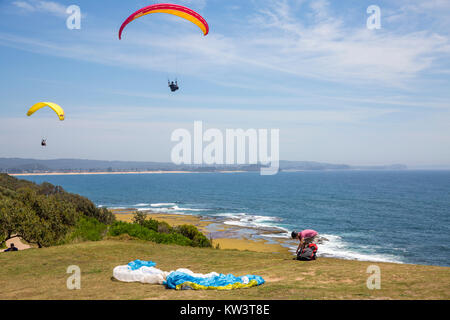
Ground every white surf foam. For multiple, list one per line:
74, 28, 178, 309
216, 212, 285, 231
263, 230, 291, 238
171, 205, 207, 212
137, 204, 206, 214
150, 203, 177, 207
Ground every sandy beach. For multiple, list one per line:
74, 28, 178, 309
10, 171, 200, 176
9, 171, 247, 177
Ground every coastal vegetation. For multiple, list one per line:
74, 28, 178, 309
107, 219, 212, 248
118, 211, 212, 247
0, 174, 211, 249
0, 173, 113, 248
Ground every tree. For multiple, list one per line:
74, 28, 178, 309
0, 197, 28, 247
0, 188, 78, 248
132, 211, 147, 225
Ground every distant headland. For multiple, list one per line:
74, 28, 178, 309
0, 158, 407, 175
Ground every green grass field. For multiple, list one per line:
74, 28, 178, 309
1, 239, 449, 300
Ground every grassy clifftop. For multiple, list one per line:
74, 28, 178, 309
1, 240, 449, 300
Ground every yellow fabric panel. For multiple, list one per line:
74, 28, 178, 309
175, 280, 259, 290
27, 102, 65, 121
131, 9, 207, 35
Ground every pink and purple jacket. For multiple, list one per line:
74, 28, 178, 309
299, 229, 318, 240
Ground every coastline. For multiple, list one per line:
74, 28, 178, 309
14, 171, 449, 266
111, 210, 441, 266
2, 212, 449, 299
9, 170, 247, 176
112, 209, 292, 254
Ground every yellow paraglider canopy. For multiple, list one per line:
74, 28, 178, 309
27, 102, 65, 121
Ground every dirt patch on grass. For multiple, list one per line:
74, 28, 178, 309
264, 277, 285, 282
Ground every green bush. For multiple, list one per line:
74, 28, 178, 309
0, 174, 115, 248
108, 221, 193, 246
132, 211, 147, 226
1, 188, 78, 248
0, 173, 115, 225
132, 212, 173, 234
157, 221, 173, 234
54, 192, 115, 225
140, 218, 159, 232
174, 224, 212, 248
192, 233, 213, 248
68, 217, 107, 242
130, 212, 212, 248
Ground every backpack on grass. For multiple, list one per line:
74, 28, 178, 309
297, 243, 318, 261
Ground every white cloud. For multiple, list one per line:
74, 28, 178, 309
12, 1, 35, 11
176, 0, 207, 10
245, 0, 450, 86
384, 0, 450, 29
4, 0, 450, 89
13, 0, 67, 17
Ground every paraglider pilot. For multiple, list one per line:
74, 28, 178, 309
168, 80, 179, 92
41, 138, 47, 147
292, 229, 318, 254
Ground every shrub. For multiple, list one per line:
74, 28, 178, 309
0, 173, 115, 225
54, 192, 115, 224
132, 212, 174, 234
174, 224, 212, 248
140, 218, 159, 232
132, 211, 147, 226
157, 221, 172, 234
0, 174, 114, 248
1, 188, 78, 248
68, 217, 107, 242
108, 221, 192, 246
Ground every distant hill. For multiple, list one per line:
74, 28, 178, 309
0, 158, 172, 172
279, 160, 351, 170
0, 158, 407, 173
279, 160, 407, 171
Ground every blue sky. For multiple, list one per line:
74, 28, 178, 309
0, 0, 449, 167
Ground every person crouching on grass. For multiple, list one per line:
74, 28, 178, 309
291, 229, 318, 255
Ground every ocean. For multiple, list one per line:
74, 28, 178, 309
20, 170, 450, 267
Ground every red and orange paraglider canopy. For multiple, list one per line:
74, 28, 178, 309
119, 3, 209, 39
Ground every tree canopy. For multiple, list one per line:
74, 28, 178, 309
0, 173, 114, 247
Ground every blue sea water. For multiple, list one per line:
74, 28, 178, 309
21, 170, 450, 267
